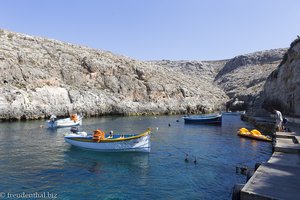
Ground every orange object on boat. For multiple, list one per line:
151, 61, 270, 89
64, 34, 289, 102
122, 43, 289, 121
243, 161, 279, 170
93, 129, 105, 142
70, 114, 78, 122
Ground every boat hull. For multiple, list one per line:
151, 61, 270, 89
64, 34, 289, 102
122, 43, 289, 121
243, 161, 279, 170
64, 131, 151, 152
222, 111, 246, 115
238, 133, 272, 142
47, 116, 83, 128
183, 114, 222, 124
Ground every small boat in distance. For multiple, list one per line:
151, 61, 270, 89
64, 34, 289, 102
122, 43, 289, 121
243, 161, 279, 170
183, 113, 222, 124
222, 111, 246, 115
47, 114, 83, 128
237, 128, 272, 142
64, 128, 151, 152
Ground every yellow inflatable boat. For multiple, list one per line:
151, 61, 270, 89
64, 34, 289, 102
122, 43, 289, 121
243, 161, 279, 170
237, 128, 272, 142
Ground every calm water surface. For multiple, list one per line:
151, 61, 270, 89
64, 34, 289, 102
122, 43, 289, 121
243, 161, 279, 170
0, 115, 272, 200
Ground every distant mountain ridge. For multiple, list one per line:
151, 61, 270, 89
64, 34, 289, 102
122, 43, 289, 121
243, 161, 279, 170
0, 29, 296, 120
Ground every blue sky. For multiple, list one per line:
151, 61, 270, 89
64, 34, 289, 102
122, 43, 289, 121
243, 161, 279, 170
1, 0, 300, 61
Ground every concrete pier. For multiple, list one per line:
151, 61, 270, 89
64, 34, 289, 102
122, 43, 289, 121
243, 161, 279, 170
239, 131, 300, 200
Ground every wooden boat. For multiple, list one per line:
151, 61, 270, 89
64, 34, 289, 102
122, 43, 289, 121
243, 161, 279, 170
47, 114, 83, 128
64, 129, 151, 152
222, 111, 246, 115
183, 114, 222, 124
237, 128, 272, 142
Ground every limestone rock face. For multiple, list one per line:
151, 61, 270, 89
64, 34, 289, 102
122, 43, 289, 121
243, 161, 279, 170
0, 29, 228, 119
149, 60, 228, 82
260, 38, 300, 116
1, 29, 296, 120
214, 49, 287, 111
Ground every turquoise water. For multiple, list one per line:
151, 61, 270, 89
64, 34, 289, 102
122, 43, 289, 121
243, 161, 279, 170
0, 115, 272, 199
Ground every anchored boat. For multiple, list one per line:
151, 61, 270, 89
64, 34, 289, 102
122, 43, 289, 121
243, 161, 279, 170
47, 114, 83, 128
64, 128, 151, 152
183, 113, 222, 124
237, 128, 272, 142
222, 111, 246, 115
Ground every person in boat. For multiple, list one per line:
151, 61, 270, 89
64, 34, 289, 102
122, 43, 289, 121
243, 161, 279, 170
120, 134, 124, 138
49, 114, 57, 122
273, 109, 283, 132
108, 130, 114, 139
49, 114, 57, 127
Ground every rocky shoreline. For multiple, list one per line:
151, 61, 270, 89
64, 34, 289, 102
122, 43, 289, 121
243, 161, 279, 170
0, 29, 299, 120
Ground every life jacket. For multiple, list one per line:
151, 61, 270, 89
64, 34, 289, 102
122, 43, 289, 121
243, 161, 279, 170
70, 114, 78, 122
93, 129, 105, 142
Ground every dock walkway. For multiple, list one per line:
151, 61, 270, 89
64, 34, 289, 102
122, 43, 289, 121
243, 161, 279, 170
239, 131, 300, 200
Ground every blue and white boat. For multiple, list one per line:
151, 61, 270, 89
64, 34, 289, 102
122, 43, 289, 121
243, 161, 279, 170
183, 113, 222, 124
64, 129, 151, 152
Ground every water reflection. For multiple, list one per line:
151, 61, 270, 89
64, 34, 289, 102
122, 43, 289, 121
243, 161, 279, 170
88, 161, 102, 174
63, 147, 150, 175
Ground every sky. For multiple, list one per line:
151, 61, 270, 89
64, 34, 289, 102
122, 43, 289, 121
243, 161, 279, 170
0, 0, 300, 61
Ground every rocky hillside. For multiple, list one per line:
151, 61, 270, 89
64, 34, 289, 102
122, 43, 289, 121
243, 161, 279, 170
1, 29, 296, 120
214, 49, 287, 111
151, 50, 287, 112
259, 38, 300, 117
0, 29, 229, 120
148, 59, 228, 82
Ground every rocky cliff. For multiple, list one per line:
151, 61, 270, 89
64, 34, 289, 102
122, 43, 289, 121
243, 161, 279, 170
148, 59, 228, 82
260, 38, 300, 117
1, 29, 296, 120
0, 29, 229, 120
151, 50, 287, 112
214, 49, 287, 111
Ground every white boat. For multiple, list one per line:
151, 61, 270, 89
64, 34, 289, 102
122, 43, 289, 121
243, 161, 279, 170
64, 129, 151, 152
47, 114, 83, 128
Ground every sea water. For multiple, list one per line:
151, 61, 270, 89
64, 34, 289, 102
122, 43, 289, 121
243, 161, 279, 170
0, 115, 272, 200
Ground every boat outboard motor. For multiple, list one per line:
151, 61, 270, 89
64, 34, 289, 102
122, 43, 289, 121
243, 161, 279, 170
70, 126, 79, 133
